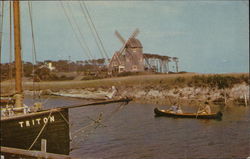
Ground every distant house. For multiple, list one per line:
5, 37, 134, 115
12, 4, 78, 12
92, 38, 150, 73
39, 62, 55, 71
47, 62, 55, 71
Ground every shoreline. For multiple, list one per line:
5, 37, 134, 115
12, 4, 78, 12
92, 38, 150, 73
1, 73, 249, 107
39, 83, 248, 107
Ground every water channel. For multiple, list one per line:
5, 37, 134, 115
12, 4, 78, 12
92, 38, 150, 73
26, 96, 250, 159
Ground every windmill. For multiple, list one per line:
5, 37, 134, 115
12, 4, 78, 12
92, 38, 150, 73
115, 28, 140, 56
109, 29, 144, 73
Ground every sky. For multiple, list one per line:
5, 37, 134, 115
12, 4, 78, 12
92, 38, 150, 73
0, 0, 249, 73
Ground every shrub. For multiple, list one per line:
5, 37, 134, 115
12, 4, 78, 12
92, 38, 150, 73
174, 77, 186, 83
188, 75, 247, 89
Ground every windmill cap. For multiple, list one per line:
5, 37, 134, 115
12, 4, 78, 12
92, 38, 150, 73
126, 38, 143, 48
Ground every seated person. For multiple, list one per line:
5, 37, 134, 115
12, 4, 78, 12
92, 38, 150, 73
198, 101, 211, 114
176, 105, 183, 114
168, 103, 178, 113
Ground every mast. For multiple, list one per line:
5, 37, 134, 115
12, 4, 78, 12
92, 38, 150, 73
13, 0, 23, 108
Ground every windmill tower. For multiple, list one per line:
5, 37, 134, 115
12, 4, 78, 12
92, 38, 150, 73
109, 29, 144, 74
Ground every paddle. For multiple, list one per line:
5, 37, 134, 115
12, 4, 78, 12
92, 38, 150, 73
196, 103, 202, 118
167, 96, 173, 105
167, 96, 174, 112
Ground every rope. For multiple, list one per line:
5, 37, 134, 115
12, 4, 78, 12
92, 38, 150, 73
71, 113, 104, 146
59, 111, 70, 125
82, 1, 109, 59
28, 111, 53, 150
8, 1, 14, 93
0, 1, 4, 60
79, 1, 108, 60
27, 1, 37, 64
59, 1, 93, 60
58, 110, 73, 141
78, 2, 104, 59
28, 1, 40, 100
102, 102, 126, 122
71, 102, 126, 149
72, 120, 96, 137
66, 2, 94, 59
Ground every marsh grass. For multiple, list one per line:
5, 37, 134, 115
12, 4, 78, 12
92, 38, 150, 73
1, 73, 249, 93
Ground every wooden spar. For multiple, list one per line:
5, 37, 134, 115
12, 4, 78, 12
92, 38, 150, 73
46, 98, 132, 111
1, 146, 79, 159
13, 0, 22, 94
13, 0, 23, 108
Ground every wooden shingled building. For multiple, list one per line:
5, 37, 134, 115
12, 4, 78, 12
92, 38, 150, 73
108, 29, 144, 73
109, 29, 179, 74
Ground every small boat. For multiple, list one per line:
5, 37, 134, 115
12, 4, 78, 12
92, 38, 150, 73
154, 108, 223, 120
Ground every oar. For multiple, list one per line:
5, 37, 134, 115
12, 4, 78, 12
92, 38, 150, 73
167, 96, 174, 112
196, 103, 202, 118
167, 96, 174, 106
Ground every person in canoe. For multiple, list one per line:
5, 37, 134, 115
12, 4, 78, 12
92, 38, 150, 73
168, 102, 178, 113
176, 105, 183, 114
168, 102, 183, 114
197, 101, 211, 114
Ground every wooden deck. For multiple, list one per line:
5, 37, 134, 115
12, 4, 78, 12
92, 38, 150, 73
0, 146, 79, 159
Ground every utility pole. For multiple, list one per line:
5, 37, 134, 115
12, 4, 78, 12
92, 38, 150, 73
68, 56, 71, 72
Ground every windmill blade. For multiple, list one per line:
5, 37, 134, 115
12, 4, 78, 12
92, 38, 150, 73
129, 28, 139, 39
120, 28, 139, 55
116, 28, 140, 56
114, 30, 127, 55
115, 30, 126, 44
119, 45, 126, 56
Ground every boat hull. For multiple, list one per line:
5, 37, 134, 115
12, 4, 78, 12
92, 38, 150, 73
154, 108, 222, 120
0, 108, 70, 155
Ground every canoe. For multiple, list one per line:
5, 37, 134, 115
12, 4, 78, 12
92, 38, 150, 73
154, 108, 222, 120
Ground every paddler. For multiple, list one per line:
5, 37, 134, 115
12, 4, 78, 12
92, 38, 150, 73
198, 101, 211, 114
168, 102, 178, 113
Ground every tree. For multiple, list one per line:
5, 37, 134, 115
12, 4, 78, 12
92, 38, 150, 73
172, 57, 179, 73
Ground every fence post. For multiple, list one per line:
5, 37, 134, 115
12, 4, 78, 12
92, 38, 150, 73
244, 94, 248, 107
41, 139, 47, 153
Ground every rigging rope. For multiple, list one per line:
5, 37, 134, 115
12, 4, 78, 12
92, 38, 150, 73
78, 1, 106, 60
59, 1, 93, 60
8, 1, 14, 93
71, 102, 126, 148
28, 1, 37, 64
81, 1, 109, 59
28, 110, 53, 150
0, 1, 4, 61
66, 2, 94, 59
28, 1, 40, 100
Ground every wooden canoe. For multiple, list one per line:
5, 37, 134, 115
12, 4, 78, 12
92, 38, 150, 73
154, 108, 222, 120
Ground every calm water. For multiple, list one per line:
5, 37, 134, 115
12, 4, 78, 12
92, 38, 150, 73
25, 96, 250, 159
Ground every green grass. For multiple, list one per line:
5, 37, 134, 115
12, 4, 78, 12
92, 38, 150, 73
1, 73, 249, 93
